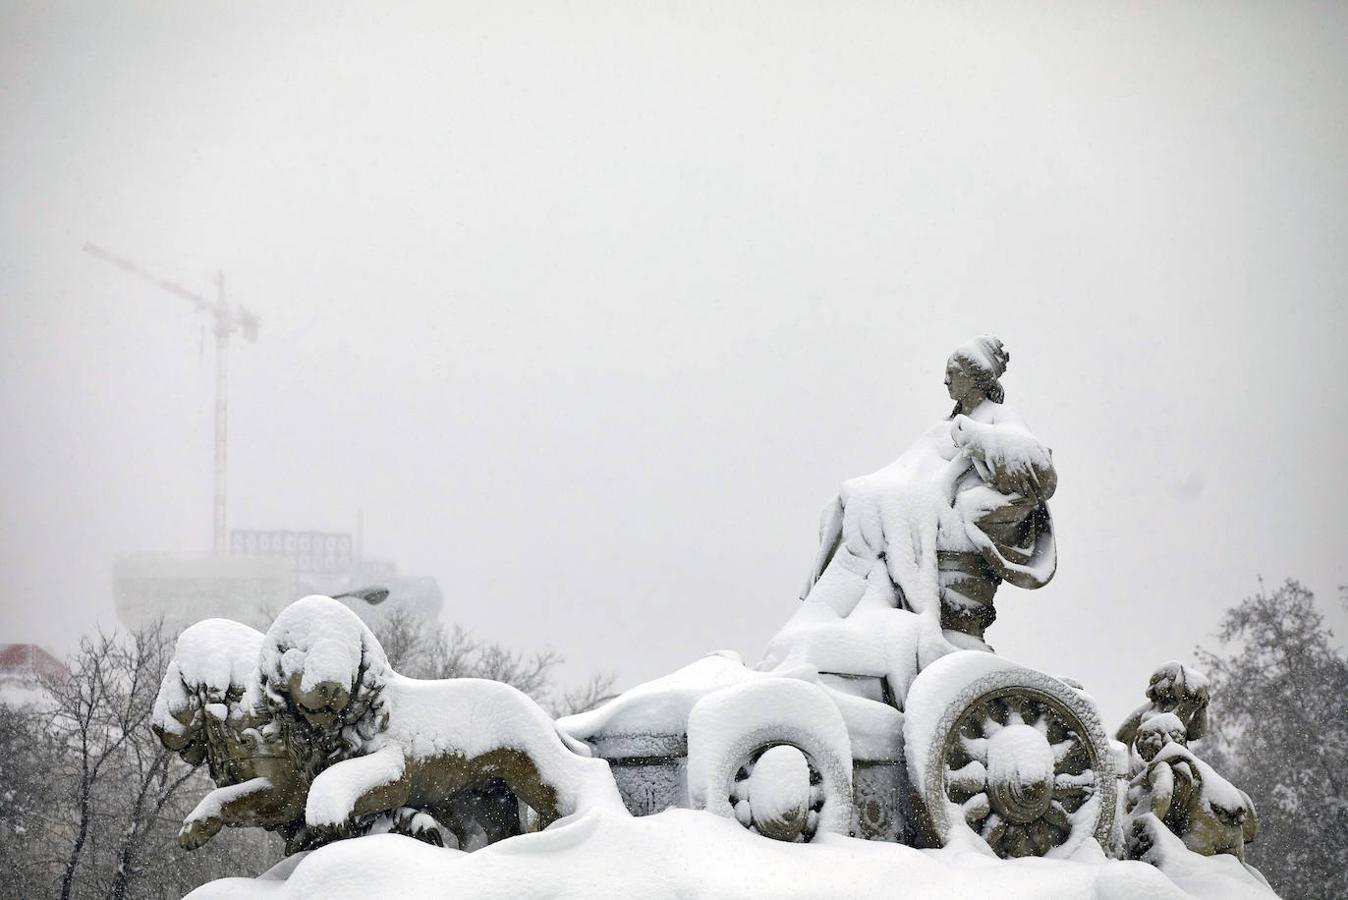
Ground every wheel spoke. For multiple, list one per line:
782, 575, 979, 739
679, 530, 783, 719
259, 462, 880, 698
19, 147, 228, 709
1029, 821, 1054, 856
963, 793, 991, 825
981, 813, 1007, 845
947, 760, 988, 795
1042, 801, 1070, 832
1052, 771, 1093, 812
960, 736, 988, 762
1053, 771, 1094, 795
1006, 826, 1034, 858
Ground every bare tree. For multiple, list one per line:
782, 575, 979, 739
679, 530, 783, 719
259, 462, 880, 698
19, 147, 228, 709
0, 699, 65, 893
371, 609, 612, 715
43, 628, 172, 900
369, 605, 430, 673
0, 622, 281, 900
553, 671, 617, 718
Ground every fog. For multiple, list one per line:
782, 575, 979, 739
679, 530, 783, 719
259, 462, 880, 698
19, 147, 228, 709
2, 1, 1345, 727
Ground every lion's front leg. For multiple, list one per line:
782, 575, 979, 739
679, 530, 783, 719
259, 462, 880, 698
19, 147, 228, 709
179, 777, 282, 850
306, 745, 411, 830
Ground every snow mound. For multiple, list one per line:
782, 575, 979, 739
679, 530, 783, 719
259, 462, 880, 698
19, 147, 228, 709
559, 649, 902, 763
184, 807, 1276, 900
558, 651, 762, 742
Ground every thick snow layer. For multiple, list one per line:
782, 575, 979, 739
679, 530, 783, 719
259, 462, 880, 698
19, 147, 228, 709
559, 650, 902, 762
261, 596, 387, 696
342, 673, 627, 824
783, 396, 1057, 695
1150, 743, 1251, 819
762, 599, 927, 706
173, 619, 264, 695
256, 596, 625, 829
950, 414, 1054, 499
904, 651, 1026, 796
558, 651, 763, 741
1129, 813, 1272, 898
184, 807, 1276, 900
185, 777, 273, 825
687, 677, 853, 836
153, 618, 264, 737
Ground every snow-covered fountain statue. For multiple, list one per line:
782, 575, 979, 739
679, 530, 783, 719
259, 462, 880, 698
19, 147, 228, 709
157, 336, 1273, 898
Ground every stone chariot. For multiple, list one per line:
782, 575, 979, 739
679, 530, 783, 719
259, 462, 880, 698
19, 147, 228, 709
558, 336, 1117, 858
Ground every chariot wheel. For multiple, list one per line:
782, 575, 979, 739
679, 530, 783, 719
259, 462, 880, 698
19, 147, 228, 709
904, 652, 1116, 859
687, 677, 854, 842
726, 742, 827, 841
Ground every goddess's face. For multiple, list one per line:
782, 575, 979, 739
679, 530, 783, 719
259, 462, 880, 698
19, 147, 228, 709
945, 359, 980, 404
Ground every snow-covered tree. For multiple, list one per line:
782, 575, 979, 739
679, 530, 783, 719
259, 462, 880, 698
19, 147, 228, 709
0, 624, 281, 900
371, 606, 613, 716
1196, 579, 1348, 900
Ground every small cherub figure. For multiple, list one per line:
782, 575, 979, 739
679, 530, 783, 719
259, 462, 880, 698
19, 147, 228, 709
1115, 661, 1210, 747
1124, 713, 1257, 861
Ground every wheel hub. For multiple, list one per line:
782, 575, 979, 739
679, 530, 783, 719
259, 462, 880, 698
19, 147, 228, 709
985, 724, 1055, 824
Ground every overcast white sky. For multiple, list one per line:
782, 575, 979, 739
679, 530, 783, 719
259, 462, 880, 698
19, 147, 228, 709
2, 1, 1345, 727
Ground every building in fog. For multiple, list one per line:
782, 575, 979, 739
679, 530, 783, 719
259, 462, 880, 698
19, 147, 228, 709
114, 528, 442, 634
0, 643, 66, 708
114, 553, 295, 633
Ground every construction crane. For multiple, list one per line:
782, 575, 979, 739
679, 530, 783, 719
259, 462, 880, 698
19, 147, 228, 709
83, 242, 259, 555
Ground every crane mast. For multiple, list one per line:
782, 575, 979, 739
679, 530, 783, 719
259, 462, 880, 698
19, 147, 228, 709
83, 243, 259, 555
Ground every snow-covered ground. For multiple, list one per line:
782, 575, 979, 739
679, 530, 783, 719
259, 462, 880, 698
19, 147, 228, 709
186, 807, 1274, 900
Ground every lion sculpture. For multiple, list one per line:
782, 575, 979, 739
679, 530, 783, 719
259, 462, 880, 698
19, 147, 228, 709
155, 596, 625, 854
256, 596, 625, 845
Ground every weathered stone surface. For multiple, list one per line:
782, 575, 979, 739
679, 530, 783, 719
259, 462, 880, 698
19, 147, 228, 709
1120, 668, 1258, 863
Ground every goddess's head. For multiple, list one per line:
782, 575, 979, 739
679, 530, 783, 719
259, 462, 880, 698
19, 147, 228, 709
946, 335, 1009, 412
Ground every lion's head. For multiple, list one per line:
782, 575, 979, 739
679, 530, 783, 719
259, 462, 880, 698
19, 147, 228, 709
152, 618, 266, 781
259, 595, 391, 780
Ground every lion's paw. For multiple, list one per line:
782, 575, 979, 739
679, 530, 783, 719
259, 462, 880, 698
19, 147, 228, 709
178, 813, 222, 850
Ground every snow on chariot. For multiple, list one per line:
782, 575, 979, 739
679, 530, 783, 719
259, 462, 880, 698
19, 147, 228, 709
557, 335, 1116, 859
559, 648, 1116, 859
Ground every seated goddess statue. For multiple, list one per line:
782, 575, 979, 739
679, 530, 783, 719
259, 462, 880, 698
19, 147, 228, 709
764, 336, 1057, 698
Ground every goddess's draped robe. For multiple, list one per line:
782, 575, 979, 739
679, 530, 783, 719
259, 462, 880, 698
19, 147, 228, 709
762, 400, 1056, 704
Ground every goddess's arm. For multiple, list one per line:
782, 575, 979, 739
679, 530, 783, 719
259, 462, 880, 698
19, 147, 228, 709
951, 414, 1056, 502
951, 412, 1058, 590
